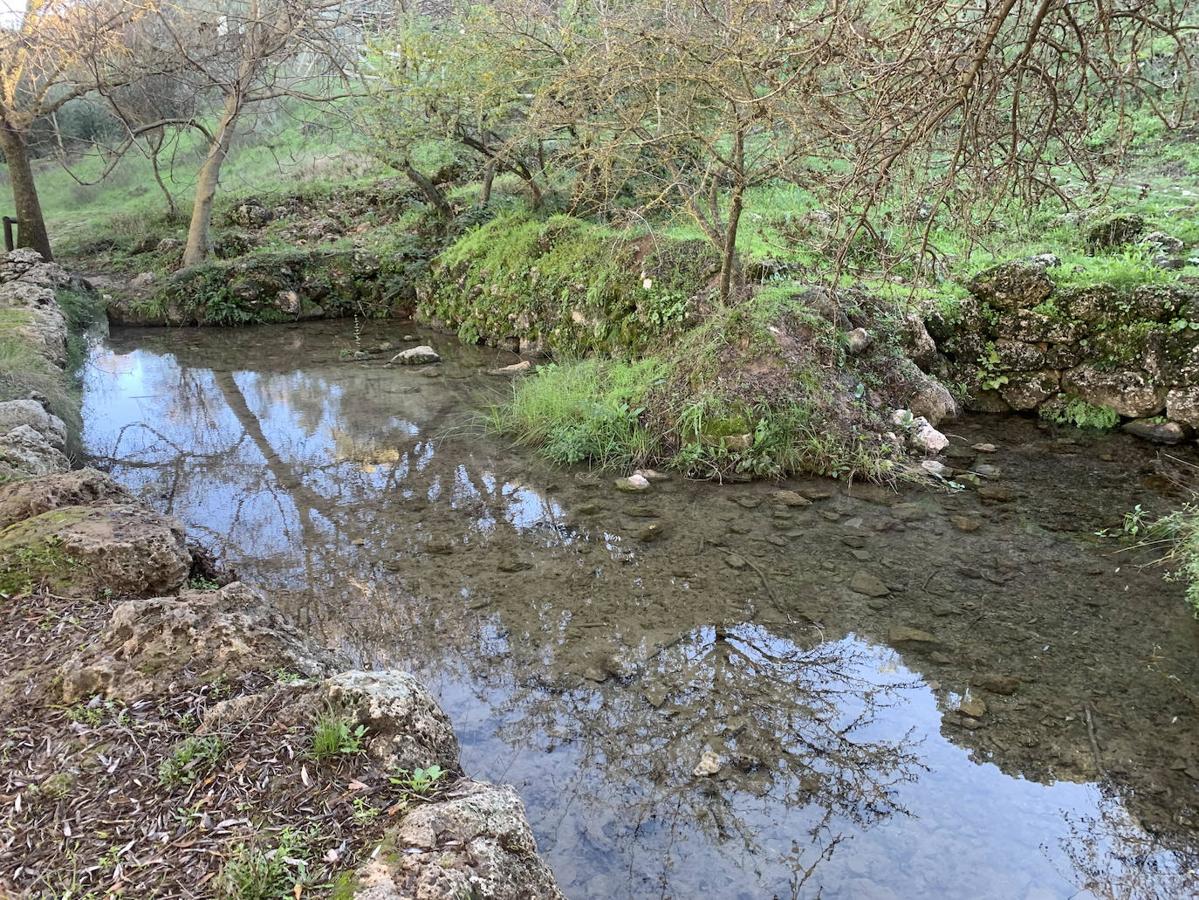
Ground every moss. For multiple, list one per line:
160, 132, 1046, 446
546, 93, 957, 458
425, 211, 716, 354
496, 282, 912, 481
0, 534, 78, 597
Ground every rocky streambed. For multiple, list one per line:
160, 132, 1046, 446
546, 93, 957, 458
0, 252, 562, 898
77, 317, 1199, 898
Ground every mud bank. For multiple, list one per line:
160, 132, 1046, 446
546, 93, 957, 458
0, 250, 561, 897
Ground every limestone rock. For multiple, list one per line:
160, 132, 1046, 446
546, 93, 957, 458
1084, 213, 1145, 251
967, 261, 1054, 310
0, 424, 71, 481
487, 360, 532, 376
845, 327, 872, 355
324, 670, 460, 772
904, 314, 939, 371
887, 626, 942, 651
0, 501, 189, 598
61, 582, 332, 703
999, 370, 1060, 411
0, 399, 67, 450
908, 377, 957, 425
615, 474, 650, 493
392, 346, 441, 366
1143, 231, 1184, 255
0, 468, 132, 529
909, 417, 949, 455
773, 489, 811, 508
1165, 387, 1199, 429
1061, 367, 1165, 418
1123, 418, 1188, 444
849, 571, 889, 598
353, 781, 564, 900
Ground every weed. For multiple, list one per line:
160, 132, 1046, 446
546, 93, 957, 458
158, 736, 225, 787
388, 763, 447, 795
351, 796, 380, 824
187, 575, 221, 590
214, 825, 318, 900
310, 711, 367, 761
1039, 395, 1120, 430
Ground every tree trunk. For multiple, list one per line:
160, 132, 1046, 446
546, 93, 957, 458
479, 161, 496, 206
0, 121, 53, 260
402, 162, 452, 220
182, 101, 240, 268
149, 131, 179, 222
718, 183, 744, 304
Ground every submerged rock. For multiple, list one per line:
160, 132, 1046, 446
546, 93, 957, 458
392, 345, 441, 365
773, 489, 811, 508
850, 571, 889, 597
615, 473, 651, 493
488, 360, 532, 376
1122, 418, 1187, 444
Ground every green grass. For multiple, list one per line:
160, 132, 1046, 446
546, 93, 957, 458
158, 735, 226, 787
0, 536, 77, 597
309, 712, 366, 761
491, 358, 667, 469
215, 826, 317, 900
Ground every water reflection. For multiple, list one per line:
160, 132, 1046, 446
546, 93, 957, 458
82, 322, 1199, 899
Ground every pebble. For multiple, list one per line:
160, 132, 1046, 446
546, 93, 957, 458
638, 523, 667, 543
972, 442, 999, 453
725, 554, 748, 570
849, 571, 889, 597
693, 750, 724, 778
950, 515, 982, 533
392, 345, 441, 365
773, 489, 811, 507
888, 626, 941, 650
958, 695, 988, 718
615, 474, 651, 492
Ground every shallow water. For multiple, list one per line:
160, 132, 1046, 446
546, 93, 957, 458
82, 320, 1199, 899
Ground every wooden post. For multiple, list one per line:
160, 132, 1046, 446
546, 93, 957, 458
2, 217, 16, 252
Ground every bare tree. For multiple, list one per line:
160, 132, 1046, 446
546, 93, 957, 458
0, 0, 148, 259
140, 0, 363, 267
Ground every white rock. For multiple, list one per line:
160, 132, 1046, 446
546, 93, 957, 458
615, 473, 651, 492
693, 750, 724, 778
910, 417, 949, 455
392, 345, 441, 366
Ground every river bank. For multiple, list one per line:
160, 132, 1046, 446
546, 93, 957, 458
0, 251, 562, 897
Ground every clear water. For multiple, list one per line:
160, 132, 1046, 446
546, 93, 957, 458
81, 320, 1199, 899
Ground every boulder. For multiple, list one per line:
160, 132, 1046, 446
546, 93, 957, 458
60, 582, 333, 703
0, 468, 132, 529
324, 670, 461, 772
1061, 367, 1166, 418
1122, 419, 1188, 444
0, 501, 189, 599
0, 399, 67, 450
229, 199, 272, 229
353, 781, 564, 900
0, 424, 71, 481
999, 370, 1060, 411
1136, 230, 1184, 255
909, 417, 949, 455
1084, 213, 1145, 251
1165, 387, 1199, 429
845, 327, 872, 355
907, 377, 957, 425
904, 314, 939, 371
968, 261, 1054, 310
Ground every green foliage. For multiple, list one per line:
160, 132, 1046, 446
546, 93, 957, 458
389, 764, 447, 796
1105, 503, 1199, 616
1052, 248, 1175, 291
492, 358, 665, 469
158, 736, 225, 787
1039, 396, 1120, 430
310, 712, 367, 761
215, 826, 318, 900
426, 211, 715, 355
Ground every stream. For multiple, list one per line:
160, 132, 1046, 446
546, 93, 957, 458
81, 319, 1199, 899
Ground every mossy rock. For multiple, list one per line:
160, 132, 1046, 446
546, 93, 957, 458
0, 502, 189, 598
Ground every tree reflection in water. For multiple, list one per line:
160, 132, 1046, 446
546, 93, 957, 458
473, 622, 924, 896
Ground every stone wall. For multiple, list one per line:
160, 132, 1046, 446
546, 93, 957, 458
0, 250, 562, 898
933, 259, 1199, 443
